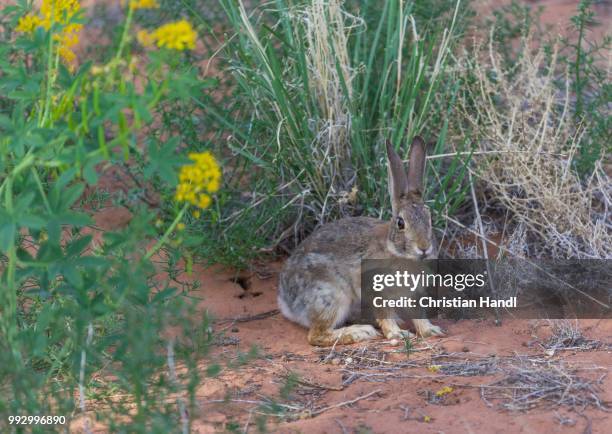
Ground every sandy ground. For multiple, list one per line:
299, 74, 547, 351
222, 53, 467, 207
177, 263, 611, 434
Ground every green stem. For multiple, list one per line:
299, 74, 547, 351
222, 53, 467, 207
5, 245, 18, 333
574, 4, 586, 119
39, 12, 59, 128
147, 79, 169, 110
1, 153, 38, 352
3, 177, 18, 349
31, 167, 53, 214
143, 203, 189, 261
0, 152, 36, 197
114, 5, 135, 68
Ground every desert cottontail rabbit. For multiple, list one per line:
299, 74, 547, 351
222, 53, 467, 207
278, 135, 444, 346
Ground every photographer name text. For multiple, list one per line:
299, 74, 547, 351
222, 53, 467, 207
372, 296, 517, 309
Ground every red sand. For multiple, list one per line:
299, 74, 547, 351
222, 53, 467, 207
181, 263, 611, 433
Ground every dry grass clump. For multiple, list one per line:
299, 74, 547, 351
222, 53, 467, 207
481, 356, 608, 411
433, 355, 499, 376
231, 0, 359, 226
542, 320, 605, 352
300, 0, 358, 211
455, 34, 611, 258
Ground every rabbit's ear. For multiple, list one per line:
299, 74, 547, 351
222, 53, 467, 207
406, 136, 427, 197
386, 139, 408, 215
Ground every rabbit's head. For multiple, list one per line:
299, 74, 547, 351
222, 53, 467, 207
385, 136, 435, 259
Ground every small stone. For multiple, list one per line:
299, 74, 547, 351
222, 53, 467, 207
344, 357, 353, 364
389, 339, 399, 346
462, 346, 470, 352
544, 348, 555, 357
231, 327, 239, 333
331, 358, 341, 365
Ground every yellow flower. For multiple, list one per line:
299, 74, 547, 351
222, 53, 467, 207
177, 222, 186, 231
137, 29, 155, 47
16, 14, 43, 33
130, 0, 159, 10
435, 386, 453, 397
40, 0, 81, 27
428, 365, 441, 373
58, 45, 76, 64
423, 415, 431, 423
196, 194, 211, 209
153, 20, 197, 51
192, 210, 201, 219
175, 151, 221, 210
15, 1, 82, 68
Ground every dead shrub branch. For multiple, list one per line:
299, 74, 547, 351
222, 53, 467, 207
452, 33, 611, 258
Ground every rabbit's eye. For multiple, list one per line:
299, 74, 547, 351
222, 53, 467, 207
396, 217, 405, 230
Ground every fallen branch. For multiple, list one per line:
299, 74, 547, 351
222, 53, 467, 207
311, 389, 382, 416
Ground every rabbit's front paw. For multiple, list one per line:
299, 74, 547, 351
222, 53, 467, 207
346, 324, 381, 340
387, 329, 415, 340
338, 324, 381, 344
413, 319, 445, 338
419, 324, 445, 338
377, 319, 414, 340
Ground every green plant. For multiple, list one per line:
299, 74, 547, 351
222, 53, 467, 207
193, 0, 471, 259
487, 0, 542, 69
488, 0, 610, 176
0, 1, 221, 431
403, 335, 414, 358
562, 0, 611, 174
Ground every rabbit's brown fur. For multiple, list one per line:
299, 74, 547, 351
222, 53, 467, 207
278, 136, 444, 346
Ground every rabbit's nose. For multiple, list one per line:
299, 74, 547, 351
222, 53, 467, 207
415, 245, 433, 259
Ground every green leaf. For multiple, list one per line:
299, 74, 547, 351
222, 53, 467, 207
56, 211, 92, 227
151, 286, 178, 303
82, 154, 103, 185
0, 222, 16, 253
144, 137, 186, 185
63, 183, 85, 208
63, 265, 83, 288
20, 214, 46, 229
73, 256, 108, 268
66, 235, 92, 257
50, 167, 78, 209
13, 191, 35, 214
0, 114, 12, 130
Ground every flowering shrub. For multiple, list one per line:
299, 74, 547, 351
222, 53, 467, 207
1, 0, 219, 430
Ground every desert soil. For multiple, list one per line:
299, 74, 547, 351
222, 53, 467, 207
180, 263, 611, 434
